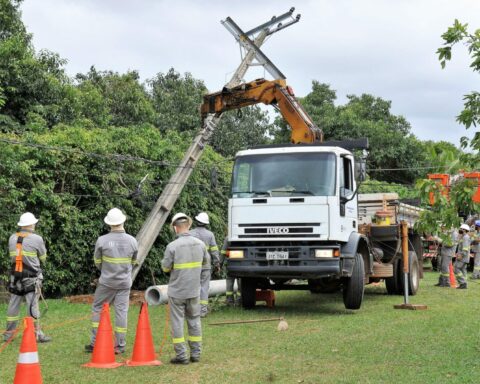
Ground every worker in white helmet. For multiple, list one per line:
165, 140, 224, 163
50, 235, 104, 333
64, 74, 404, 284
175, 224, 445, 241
454, 223, 471, 289
471, 220, 480, 279
189, 212, 220, 318
3, 212, 51, 343
85, 208, 138, 354
162, 213, 208, 364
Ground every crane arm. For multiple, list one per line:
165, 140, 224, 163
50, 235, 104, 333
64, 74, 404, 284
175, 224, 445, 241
200, 78, 323, 143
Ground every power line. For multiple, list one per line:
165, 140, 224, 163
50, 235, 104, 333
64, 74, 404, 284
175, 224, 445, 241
0, 138, 232, 175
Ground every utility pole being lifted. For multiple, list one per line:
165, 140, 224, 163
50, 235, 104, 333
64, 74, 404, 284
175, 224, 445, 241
132, 8, 301, 281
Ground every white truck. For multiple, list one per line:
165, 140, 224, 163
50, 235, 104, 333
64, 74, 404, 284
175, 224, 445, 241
200, 78, 423, 310
225, 142, 423, 310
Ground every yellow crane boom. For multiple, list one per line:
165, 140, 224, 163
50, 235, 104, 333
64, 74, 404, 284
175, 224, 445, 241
200, 78, 323, 144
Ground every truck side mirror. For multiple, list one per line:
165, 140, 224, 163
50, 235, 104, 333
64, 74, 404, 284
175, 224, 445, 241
355, 158, 367, 182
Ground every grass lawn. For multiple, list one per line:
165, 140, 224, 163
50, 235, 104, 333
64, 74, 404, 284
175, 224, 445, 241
1, 271, 479, 383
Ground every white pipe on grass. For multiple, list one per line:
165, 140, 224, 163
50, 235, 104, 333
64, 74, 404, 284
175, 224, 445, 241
145, 279, 238, 306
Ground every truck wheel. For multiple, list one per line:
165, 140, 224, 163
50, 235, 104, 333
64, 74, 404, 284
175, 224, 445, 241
398, 251, 420, 296
385, 259, 400, 295
343, 253, 365, 310
241, 278, 256, 309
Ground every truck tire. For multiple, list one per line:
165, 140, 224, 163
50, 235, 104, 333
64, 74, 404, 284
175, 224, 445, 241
342, 253, 365, 310
241, 278, 256, 309
385, 259, 400, 295
398, 251, 420, 296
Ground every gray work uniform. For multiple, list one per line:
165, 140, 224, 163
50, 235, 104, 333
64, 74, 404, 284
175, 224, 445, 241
189, 227, 220, 316
436, 231, 457, 287
3, 230, 47, 340
220, 237, 241, 303
454, 233, 470, 286
162, 233, 208, 361
472, 232, 480, 279
90, 230, 138, 350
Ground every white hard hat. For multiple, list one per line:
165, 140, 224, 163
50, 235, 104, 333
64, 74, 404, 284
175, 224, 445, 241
17, 212, 38, 227
460, 224, 470, 231
104, 208, 127, 226
171, 212, 191, 226
195, 212, 209, 225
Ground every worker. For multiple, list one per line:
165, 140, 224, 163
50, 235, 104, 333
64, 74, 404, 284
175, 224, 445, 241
220, 237, 242, 305
162, 213, 208, 364
471, 220, 480, 279
85, 208, 138, 354
3, 212, 51, 343
455, 223, 471, 289
189, 212, 220, 318
434, 230, 457, 287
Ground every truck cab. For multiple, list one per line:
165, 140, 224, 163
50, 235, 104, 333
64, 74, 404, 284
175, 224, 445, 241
226, 143, 369, 310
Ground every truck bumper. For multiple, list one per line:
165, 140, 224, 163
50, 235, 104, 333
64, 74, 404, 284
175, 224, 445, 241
228, 260, 342, 279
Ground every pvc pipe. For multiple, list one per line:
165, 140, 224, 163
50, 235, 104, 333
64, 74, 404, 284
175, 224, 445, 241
145, 279, 238, 306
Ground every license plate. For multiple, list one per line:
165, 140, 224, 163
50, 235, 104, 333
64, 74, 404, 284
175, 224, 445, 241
266, 251, 289, 260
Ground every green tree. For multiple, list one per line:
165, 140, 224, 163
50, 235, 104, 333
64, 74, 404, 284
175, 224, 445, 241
75, 67, 155, 127
148, 68, 207, 134
211, 105, 273, 157
437, 19, 480, 149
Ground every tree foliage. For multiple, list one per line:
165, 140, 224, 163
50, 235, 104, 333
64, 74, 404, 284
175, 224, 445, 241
437, 19, 480, 149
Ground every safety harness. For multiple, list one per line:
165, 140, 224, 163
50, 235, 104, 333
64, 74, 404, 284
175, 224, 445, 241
7, 232, 38, 296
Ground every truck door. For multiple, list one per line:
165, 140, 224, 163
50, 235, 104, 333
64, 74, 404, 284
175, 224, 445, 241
339, 155, 357, 236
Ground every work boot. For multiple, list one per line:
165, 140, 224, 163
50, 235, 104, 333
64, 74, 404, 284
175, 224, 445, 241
225, 296, 234, 306
457, 283, 467, 289
190, 356, 200, 363
84, 344, 94, 353
170, 357, 189, 365
3, 333, 13, 343
37, 334, 52, 343
114, 347, 125, 355
235, 295, 242, 306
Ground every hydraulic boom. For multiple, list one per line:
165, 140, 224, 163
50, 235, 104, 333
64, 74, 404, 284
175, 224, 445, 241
201, 78, 323, 143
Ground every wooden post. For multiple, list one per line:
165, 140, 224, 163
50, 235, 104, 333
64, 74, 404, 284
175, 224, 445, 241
394, 220, 427, 310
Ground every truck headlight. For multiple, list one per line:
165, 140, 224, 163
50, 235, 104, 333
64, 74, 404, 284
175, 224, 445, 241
315, 249, 333, 258
229, 250, 244, 259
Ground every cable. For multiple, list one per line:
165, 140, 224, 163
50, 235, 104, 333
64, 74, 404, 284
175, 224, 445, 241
0, 138, 233, 175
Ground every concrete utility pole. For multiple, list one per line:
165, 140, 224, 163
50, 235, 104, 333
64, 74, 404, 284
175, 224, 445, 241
132, 8, 301, 281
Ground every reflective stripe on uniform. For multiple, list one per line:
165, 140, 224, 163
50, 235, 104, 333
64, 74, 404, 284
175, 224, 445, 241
463, 247, 470, 251
102, 256, 132, 264
92, 322, 99, 328
209, 246, 219, 251
94, 258, 102, 264
188, 335, 202, 342
173, 261, 202, 270
474, 267, 480, 271
7, 316, 20, 322
162, 267, 171, 273
9, 250, 37, 257
200, 300, 208, 305
441, 273, 450, 277
115, 327, 127, 333
18, 351, 39, 364
226, 291, 233, 296
39, 254, 46, 262
173, 337, 185, 344
456, 273, 463, 277
221, 250, 227, 255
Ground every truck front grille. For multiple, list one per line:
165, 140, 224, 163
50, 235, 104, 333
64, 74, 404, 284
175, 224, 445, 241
238, 223, 320, 238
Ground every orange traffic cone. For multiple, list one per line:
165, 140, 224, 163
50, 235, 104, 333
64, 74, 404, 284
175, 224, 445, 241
449, 262, 457, 288
126, 302, 161, 366
83, 303, 123, 369
13, 317, 43, 384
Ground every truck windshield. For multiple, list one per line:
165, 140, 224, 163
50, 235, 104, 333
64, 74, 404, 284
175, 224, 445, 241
232, 152, 336, 197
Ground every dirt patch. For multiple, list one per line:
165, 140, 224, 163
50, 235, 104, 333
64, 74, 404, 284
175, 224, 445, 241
65, 290, 145, 305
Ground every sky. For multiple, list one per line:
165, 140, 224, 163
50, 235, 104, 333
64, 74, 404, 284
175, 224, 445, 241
20, 0, 480, 146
